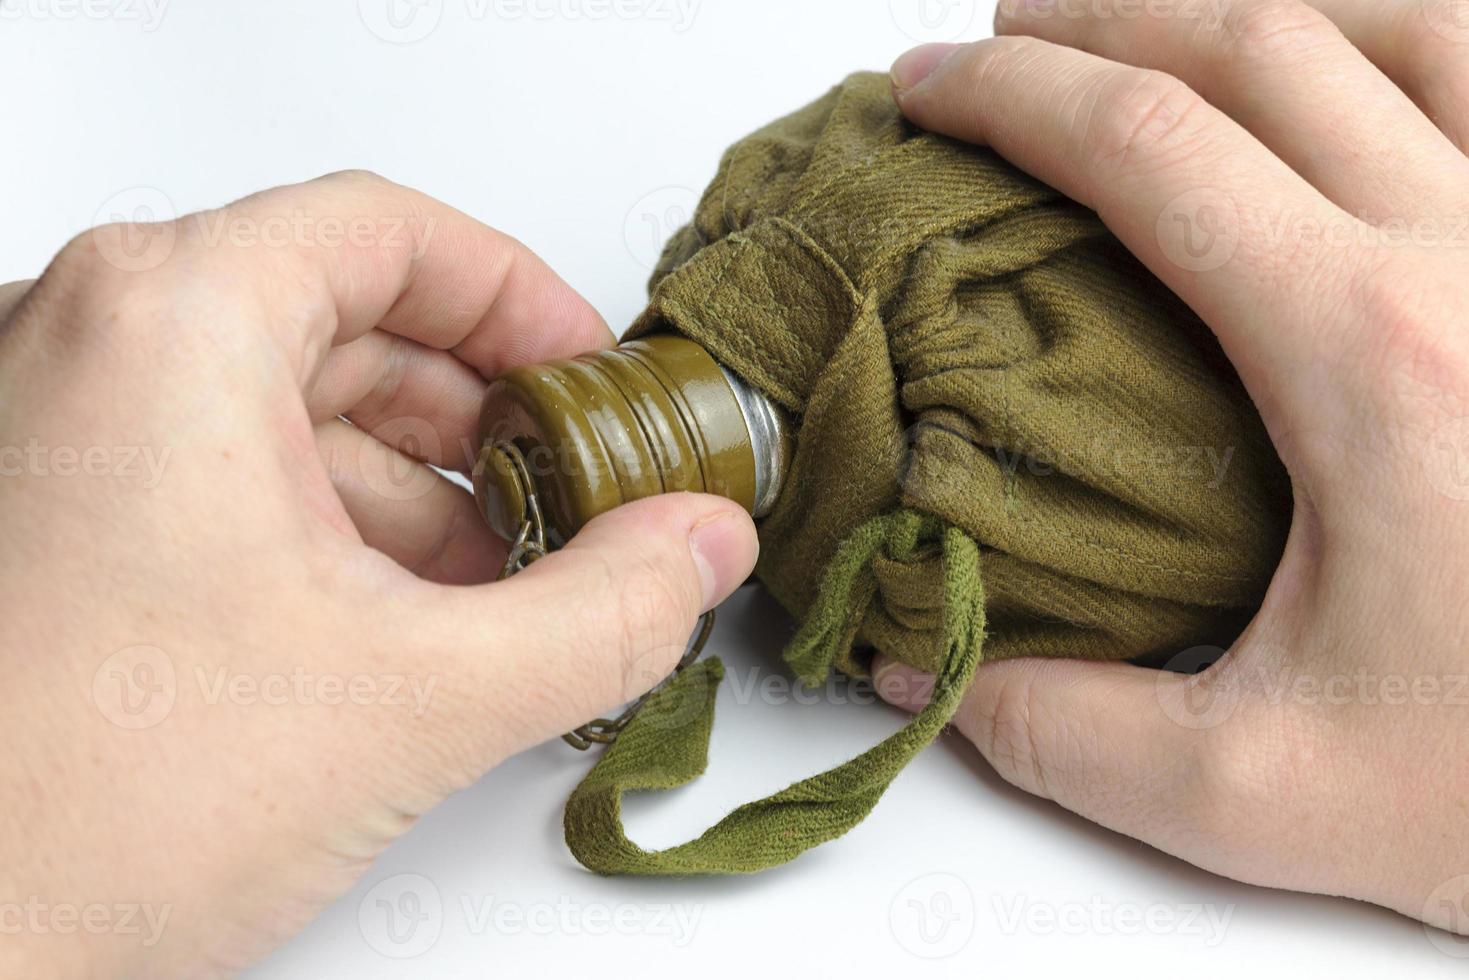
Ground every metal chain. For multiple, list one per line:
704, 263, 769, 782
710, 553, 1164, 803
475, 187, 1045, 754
490, 441, 716, 751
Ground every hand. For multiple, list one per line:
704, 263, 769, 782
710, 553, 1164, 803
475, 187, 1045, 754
877, 1, 1469, 935
0, 170, 758, 977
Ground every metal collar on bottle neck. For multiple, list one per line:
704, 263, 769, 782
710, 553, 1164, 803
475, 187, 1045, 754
717, 364, 788, 519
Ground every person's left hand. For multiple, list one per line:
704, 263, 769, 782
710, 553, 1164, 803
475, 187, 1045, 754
874, 0, 1469, 936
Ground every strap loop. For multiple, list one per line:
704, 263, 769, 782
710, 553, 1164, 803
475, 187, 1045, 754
563, 510, 985, 875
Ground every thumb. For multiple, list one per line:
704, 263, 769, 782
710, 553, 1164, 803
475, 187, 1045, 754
874, 653, 1219, 851
437, 492, 758, 754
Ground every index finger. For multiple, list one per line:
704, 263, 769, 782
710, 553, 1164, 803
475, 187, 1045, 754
96, 170, 613, 389
890, 38, 1382, 417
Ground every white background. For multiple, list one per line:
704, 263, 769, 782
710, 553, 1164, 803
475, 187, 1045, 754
4, 0, 1466, 976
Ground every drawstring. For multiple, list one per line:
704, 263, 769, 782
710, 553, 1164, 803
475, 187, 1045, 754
562, 510, 986, 875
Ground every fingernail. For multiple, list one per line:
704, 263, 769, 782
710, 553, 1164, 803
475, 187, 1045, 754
890, 42, 961, 94
873, 658, 934, 711
873, 658, 907, 701
688, 511, 756, 612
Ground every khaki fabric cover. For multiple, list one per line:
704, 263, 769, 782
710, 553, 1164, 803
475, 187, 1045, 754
562, 72, 1291, 876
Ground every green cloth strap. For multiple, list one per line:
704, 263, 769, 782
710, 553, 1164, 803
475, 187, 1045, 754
563, 511, 986, 875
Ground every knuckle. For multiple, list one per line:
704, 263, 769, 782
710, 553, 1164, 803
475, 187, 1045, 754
1219, 0, 1343, 66
1349, 261, 1469, 419
1092, 69, 1213, 171
43, 227, 170, 327
54, 226, 136, 283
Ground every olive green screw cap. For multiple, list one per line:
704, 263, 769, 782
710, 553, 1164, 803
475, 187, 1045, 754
473, 335, 790, 545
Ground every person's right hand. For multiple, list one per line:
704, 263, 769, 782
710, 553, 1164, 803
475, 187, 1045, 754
0, 170, 757, 978
875, 1, 1469, 936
